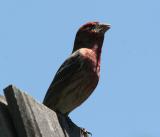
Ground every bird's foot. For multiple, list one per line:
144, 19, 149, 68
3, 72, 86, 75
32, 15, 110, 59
80, 128, 92, 137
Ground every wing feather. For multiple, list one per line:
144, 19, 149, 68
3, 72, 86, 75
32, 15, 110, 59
43, 51, 83, 108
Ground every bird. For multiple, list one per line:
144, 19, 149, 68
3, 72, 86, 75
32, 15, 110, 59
43, 22, 110, 115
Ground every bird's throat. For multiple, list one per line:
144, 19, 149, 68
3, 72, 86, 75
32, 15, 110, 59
92, 44, 102, 69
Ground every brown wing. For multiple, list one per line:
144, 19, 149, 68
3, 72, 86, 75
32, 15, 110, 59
43, 51, 83, 109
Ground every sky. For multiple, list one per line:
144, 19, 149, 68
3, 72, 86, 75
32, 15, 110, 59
0, 0, 160, 136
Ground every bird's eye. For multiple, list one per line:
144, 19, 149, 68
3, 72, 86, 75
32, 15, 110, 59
91, 26, 96, 30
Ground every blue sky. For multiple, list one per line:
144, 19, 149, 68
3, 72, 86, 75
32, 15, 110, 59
0, 0, 160, 136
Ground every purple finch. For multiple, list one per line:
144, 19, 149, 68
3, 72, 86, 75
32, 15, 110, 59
43, 22, 110, 115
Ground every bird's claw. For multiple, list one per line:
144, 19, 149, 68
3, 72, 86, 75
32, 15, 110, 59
80, 128, 92, 137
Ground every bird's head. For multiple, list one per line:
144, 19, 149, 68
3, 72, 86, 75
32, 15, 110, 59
78, 22, 110, 35
73, 22, 110, 52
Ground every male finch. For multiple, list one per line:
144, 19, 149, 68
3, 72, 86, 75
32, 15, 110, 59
43, 22, 110, 115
